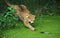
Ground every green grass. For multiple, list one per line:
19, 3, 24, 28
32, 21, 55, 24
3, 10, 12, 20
1, 15, 60, 38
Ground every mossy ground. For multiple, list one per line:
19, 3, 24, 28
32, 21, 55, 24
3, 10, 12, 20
1, 15, 60, 38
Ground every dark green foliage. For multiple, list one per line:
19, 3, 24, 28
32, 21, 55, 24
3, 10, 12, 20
0, 0, 60, 15
0, 6, 18, 30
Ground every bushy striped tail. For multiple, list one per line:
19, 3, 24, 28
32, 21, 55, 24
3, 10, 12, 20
4, 0, 12, 6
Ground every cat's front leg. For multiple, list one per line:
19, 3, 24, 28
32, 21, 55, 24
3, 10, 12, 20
24, 20, 35, 31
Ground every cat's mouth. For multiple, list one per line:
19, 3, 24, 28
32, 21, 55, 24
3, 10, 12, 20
29, 21, 34, 24
30, 21, 34, 23
29, 20, 34, 23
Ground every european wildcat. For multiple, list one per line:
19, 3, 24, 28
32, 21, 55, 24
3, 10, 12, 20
4, 0, 35, 31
